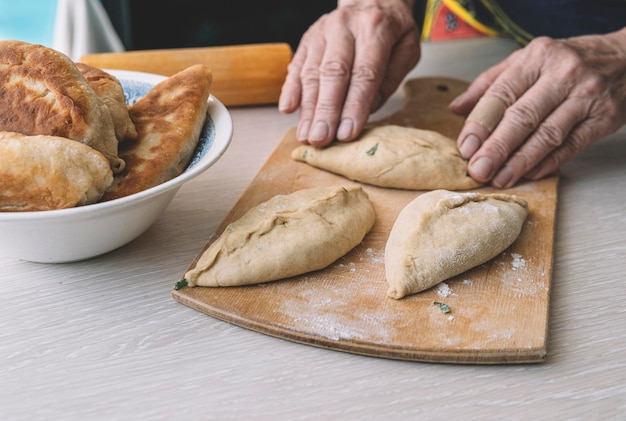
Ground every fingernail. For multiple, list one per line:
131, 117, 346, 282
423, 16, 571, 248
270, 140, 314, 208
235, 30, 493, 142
459, 134, 481, 159
309, 121, 329, 142
277, 92, 289, 113
470, 156, 493, 180
449, 92, 467, 108
296, 120, 311, 141
336, 119, 354, 141
493, 166, 514, 188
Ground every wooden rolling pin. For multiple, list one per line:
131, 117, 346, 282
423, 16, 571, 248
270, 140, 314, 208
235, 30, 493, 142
81, 43, 292, 107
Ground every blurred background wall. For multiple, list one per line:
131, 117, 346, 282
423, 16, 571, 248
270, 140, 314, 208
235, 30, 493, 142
100, 0, 427, 52
0, 1, 427, 58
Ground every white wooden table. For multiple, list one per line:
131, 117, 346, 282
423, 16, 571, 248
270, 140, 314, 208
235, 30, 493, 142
2, 38, 625, 420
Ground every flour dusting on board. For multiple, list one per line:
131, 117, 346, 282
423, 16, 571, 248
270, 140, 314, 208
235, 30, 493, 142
434, 282, 454, 297
335, 262, 357, 272
335, 246, 384, 275
274, 263, 401, 342
511, 253, 527, 270
358, 247, 384, 266
495, 252, 548, 297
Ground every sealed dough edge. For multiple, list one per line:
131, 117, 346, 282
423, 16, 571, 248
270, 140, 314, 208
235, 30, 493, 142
291, 125, 483, 191
184, 184, 376, 287
385, 189, 528, 299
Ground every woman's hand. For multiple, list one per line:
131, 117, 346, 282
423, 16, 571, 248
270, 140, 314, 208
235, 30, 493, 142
451, 27, 626, 188
279, 0, 420, 148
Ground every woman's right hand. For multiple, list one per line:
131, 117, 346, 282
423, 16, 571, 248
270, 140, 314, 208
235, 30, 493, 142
279, 0, 421, 148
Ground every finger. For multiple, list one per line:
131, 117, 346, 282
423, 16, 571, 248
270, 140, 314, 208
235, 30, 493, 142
373, 25, 421, 112
455, 60, 525, 158
333, 24, 396, 142
466, 96, 508, 133
278, 43, 307, 114
525, 117, 605, 181
303, 29, 357, 147
466, 77, 569, 183
449, 58, 512, 116
292, 32, 329, 143
457, 96, 507, 159
490, 98, 586, 188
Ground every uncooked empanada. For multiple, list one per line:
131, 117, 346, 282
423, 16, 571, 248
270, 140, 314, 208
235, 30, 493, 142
183, 185, 375, 287
292, 125, 482, 191
385, 189, 528, 299
0, 132, 113, 211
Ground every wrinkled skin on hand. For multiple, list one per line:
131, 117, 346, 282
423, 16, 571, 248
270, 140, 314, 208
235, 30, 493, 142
452, 27, 626, 188
278, 0, 420, 148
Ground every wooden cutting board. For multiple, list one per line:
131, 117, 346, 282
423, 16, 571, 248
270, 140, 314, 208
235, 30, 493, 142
172, 77, 558, 364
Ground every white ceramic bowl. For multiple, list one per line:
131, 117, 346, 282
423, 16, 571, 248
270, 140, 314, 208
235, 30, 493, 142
0, 70, 233, 263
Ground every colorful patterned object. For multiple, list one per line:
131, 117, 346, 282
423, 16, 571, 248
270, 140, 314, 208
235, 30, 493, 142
421, 0, 532, 44
421, 0, 496, 42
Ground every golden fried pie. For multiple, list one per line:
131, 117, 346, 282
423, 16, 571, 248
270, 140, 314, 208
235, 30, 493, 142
0, 40, 123, 173
101, 64, 213, 201
0, 132, 113, 211
76, 62, 138, 144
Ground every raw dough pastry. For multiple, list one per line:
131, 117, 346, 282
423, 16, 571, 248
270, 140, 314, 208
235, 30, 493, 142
184, 185, 376, 287
292, 125, 482, 190
0, 132, 113, 211
385, 189, 528, 299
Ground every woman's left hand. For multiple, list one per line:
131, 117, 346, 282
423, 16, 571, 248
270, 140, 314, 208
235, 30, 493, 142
450, 27, 626, 188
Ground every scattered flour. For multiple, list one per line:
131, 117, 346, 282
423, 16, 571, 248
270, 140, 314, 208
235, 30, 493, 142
335, 261, 356, 272
511, 253, 527, 270
434, 282, 454, 297
358, 247, 384, 264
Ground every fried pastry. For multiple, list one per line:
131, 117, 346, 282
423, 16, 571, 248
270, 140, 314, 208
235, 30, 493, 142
0, 40, 124, 173
0, 132, 113, 211
76, 62, 138, 143
101, 64, 212, 201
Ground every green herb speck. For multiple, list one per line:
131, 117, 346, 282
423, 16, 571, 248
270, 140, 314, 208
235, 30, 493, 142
174, 279, 189, 290
433, 301, 451, 313
366, 143, 379, 156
